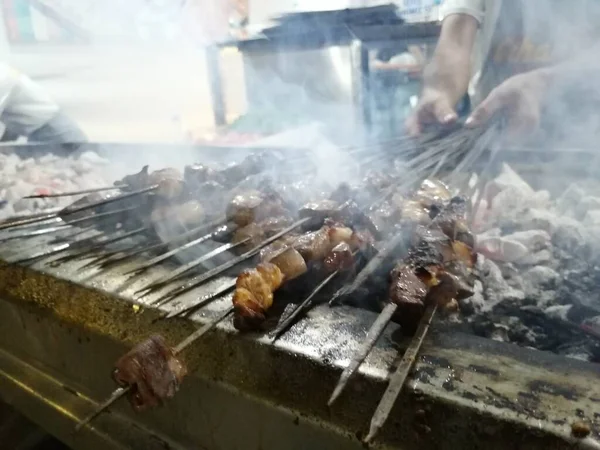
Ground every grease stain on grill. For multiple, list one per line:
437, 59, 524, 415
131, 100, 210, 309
461, 391, 479, 402
528, 380, 579, 401
467, 364, 500, 377
420, 354, 452, 369
484, 386, 547, 420
413, 366, 436, 385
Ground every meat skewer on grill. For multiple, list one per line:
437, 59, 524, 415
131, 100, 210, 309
75, 307, 234, 432
232, 220, 373, 331
328, 195, 476, 408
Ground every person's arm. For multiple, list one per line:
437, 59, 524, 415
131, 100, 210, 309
424, 14, 478, 104
406, 0, 482, 135
465, 42, 600, 135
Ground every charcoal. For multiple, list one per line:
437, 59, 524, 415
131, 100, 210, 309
557, 183, 585, 215
574, 196, 600, 220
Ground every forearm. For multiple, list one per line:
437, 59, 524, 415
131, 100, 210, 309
423, 13, 479, 103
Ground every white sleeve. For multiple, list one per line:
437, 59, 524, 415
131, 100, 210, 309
440, 0, 485, 24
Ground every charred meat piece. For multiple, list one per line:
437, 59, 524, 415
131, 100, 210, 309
323, 242, 354, 272
148, 168, 185, 199
232, 216, 293, 250
116, 166, 150, 190
363, 170, 394, 194
299, 199, 340, 224
221, 152, 276, 185
267, 247, 308, 280
113, 335, 187, 412
414, 179, 451, 208
363, 200, 400, 238
151, 200, 204, 228
294, 227, 333, 261
226, 190, 288, 227
433, 196, 473, 245
184, 163, 225, 187
388, 264, 431, 330
233, 263, 285, 331
388, 197, 477, 333
401, 200, 431, 225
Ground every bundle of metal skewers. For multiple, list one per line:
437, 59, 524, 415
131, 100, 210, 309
0, 122, 501, 444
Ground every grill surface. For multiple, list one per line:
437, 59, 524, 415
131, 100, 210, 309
0, 143, 599, 450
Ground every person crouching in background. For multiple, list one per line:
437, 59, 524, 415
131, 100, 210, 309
0, 63, 87, 145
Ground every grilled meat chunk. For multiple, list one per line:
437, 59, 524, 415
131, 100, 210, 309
294, 227, 333, 261
401, 200, 431, 225
113, 335, 187, 412
116, 165, 150, 190
226, 190, 288, 227
232, 216, 293, 250
267, 246, 308, 280
151, 200, 204, 228
233, 263, 285, 331
388, 195, 476, 333
323, 242, 354, 272
414, 179, 451, 208
148, 168, 185, 199
184, 163, 225, 187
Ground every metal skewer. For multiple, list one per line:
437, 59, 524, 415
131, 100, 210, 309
149, 218, 310, 306
59, 185, 157, 218
123, 217, 228, 277
23, 184, 127, 199
360, 125, 500, 441
363, 304, 437, 444
328, 302, 397, 406
270, 270, 340, 342
137, 239, 249, 297
0, 206, 138, 242
74, 307, 233, 432
160, 280, 236, 320
93, 218, 226, 271
52, 226, 149, 264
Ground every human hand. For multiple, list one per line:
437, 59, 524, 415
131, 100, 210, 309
465, 69, 550, 136
405, 87, 458, 137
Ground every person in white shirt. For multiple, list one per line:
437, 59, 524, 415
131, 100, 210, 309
406, 0, 600, 137
0, 63, 86, 144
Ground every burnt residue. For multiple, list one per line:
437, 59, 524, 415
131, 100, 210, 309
442, 378, 456, 392
461, 391, 479, 402
528, 380, 579, 401
413, 366, 436, 385
467, 364, 500, 377
575, 408, 586, 418
485, 387, 547, 421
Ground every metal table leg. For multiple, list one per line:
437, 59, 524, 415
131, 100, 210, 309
359, 42, 372, 131
205, 46, 226, 127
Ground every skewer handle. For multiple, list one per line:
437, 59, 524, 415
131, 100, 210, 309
328, 302, 397, 406
364, 304, 437, 444
24, 185, 127, 199
75, 386, 129, 432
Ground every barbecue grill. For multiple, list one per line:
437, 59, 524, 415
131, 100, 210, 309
0, 142, 598, 450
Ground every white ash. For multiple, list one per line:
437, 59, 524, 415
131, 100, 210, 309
459, 163, 600, 363
0, 151, 110, 220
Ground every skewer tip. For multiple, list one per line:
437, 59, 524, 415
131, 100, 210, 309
363, 425, 379, 445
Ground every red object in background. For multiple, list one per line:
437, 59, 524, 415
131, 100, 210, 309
2, 0, 20, 42
33, 187, 52, 197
